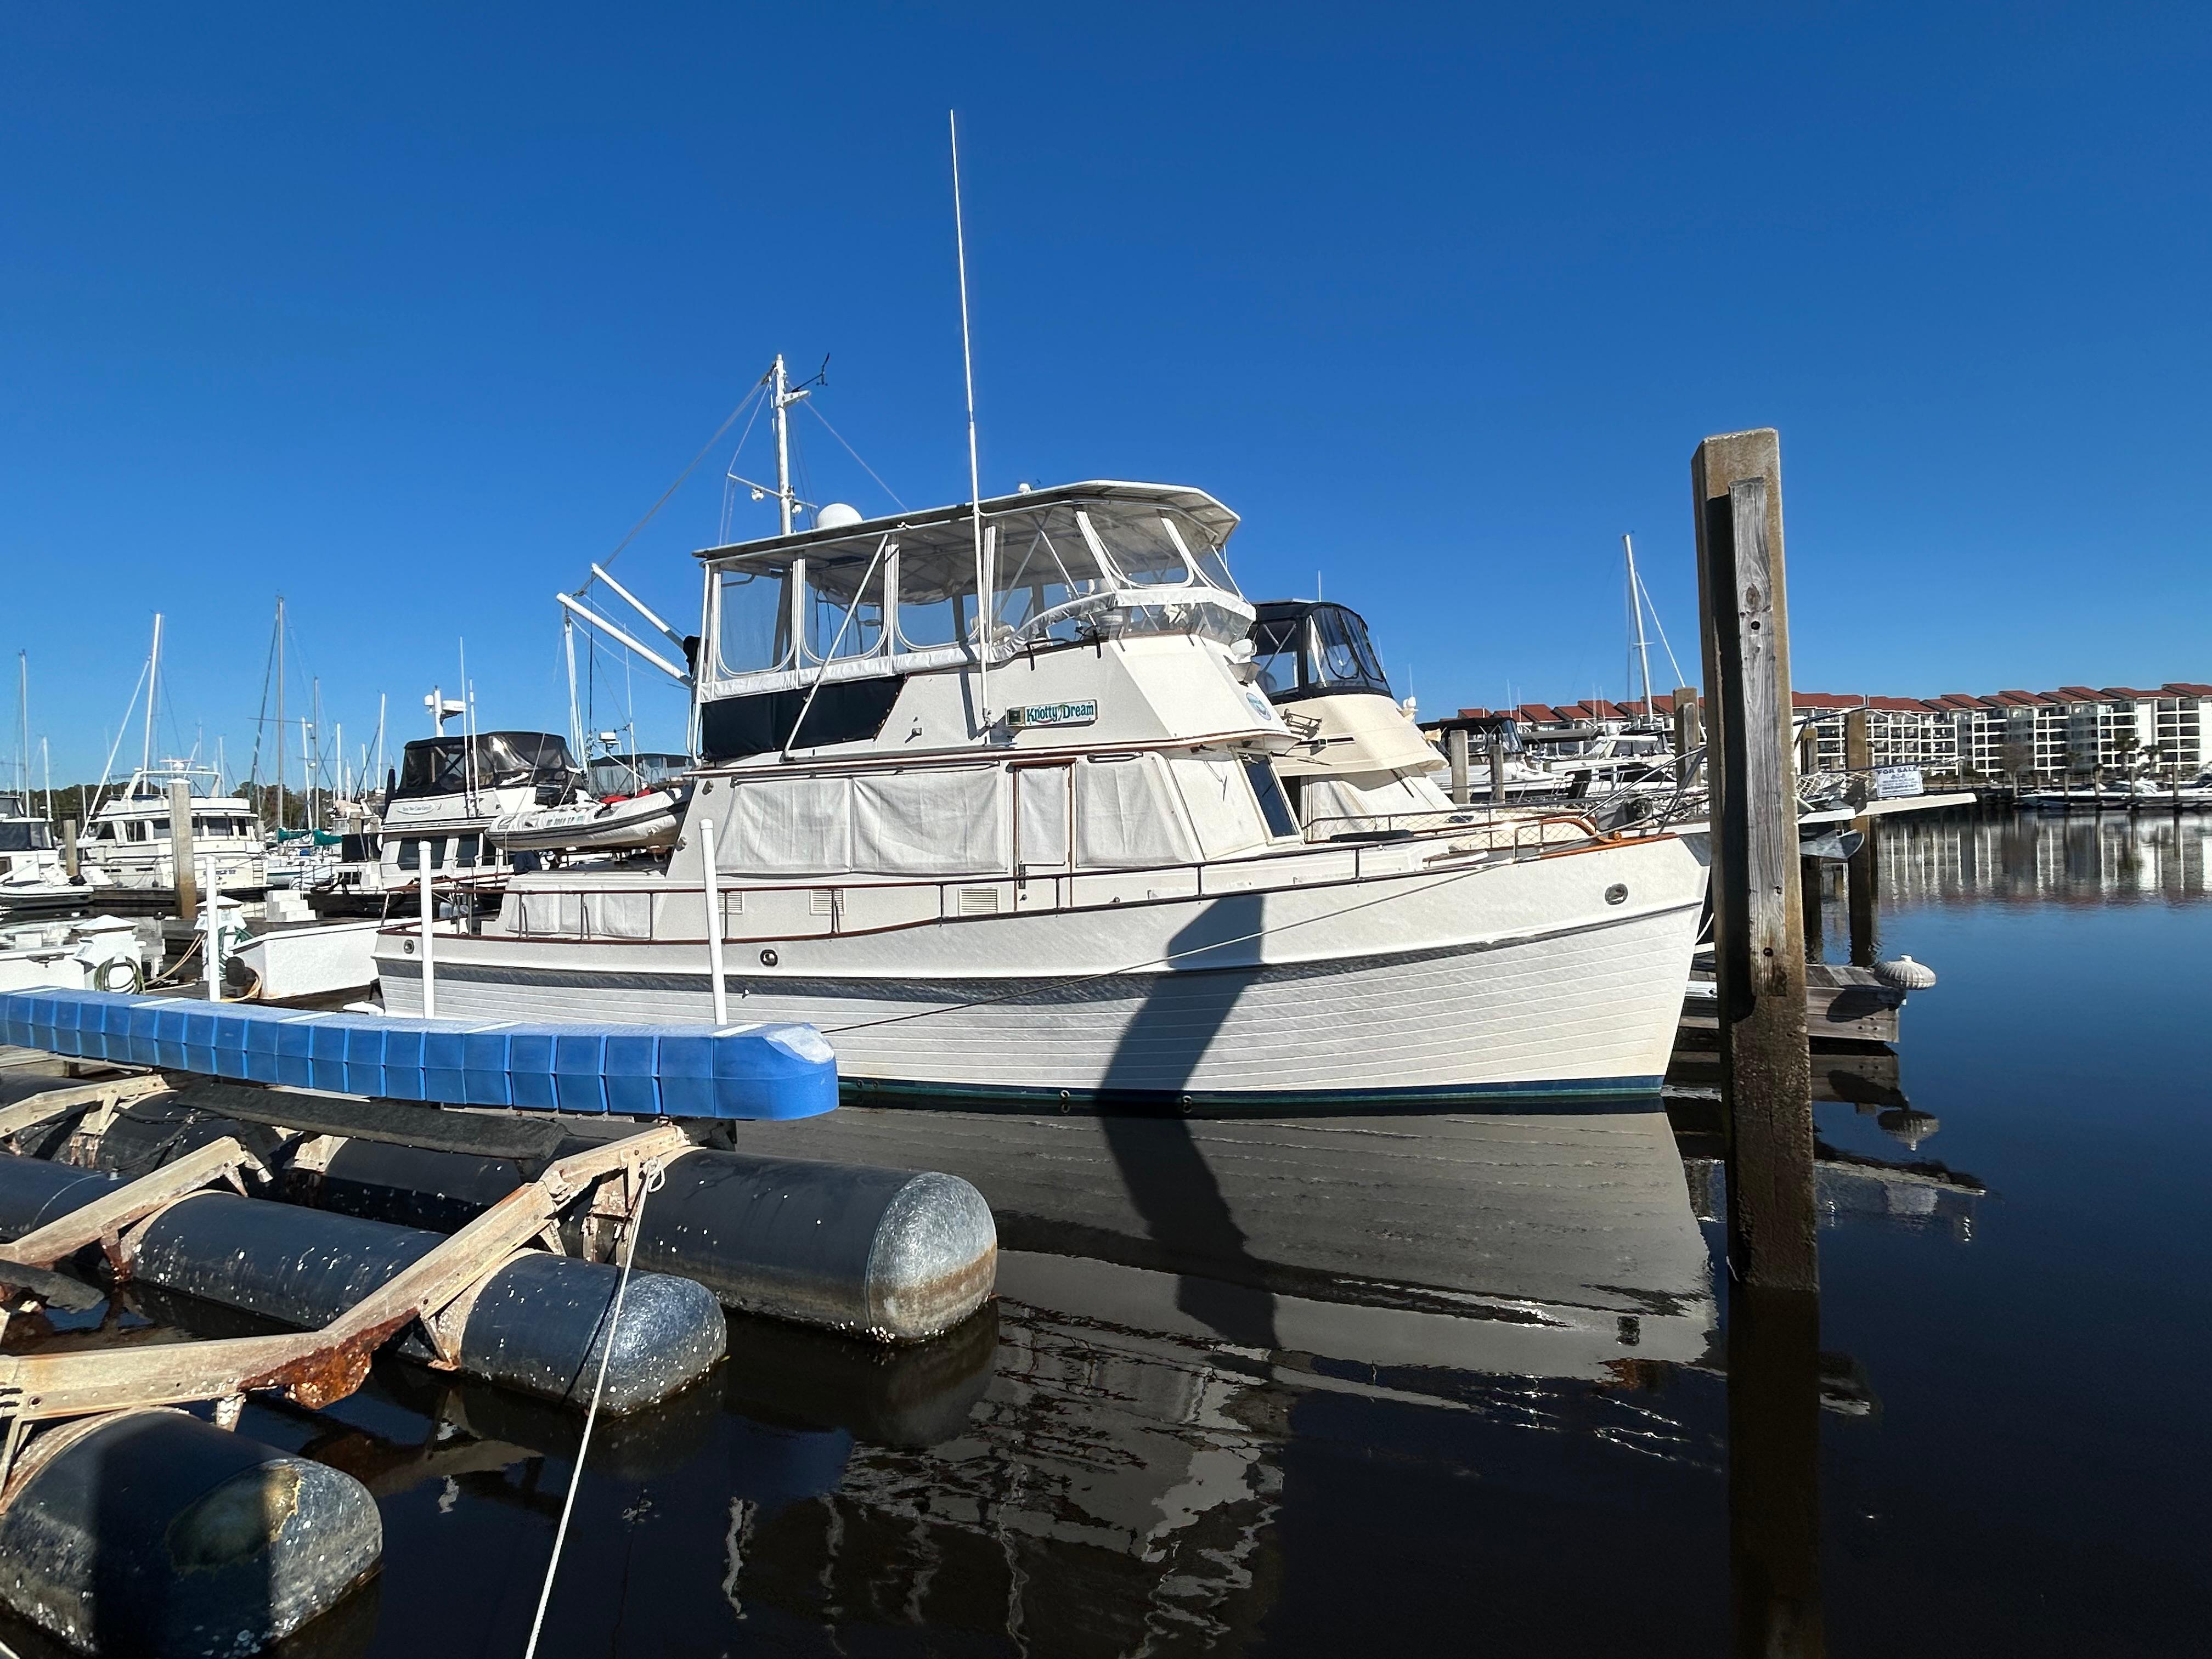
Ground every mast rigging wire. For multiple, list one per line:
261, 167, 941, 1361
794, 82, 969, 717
594, 387, 765, 591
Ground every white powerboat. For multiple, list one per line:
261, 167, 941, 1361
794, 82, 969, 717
373, 479, 1709, 1107
80, 764, 267, 895
310, 728, 589, 917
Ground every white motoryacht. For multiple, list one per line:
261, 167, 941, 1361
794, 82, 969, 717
0, 792, 66, 891
81, 764, 267, 894
309, 729, 588, 917
373, 481, 1709, 1107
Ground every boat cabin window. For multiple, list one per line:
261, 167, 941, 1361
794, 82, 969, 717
714, 567, 797, 677
1242, 756, 1301, 839
339, 833, 380, 862
804, 546, 888, 663
893, 542, 983, 651
1249, 614, 1304, 701
0, 823, 55, 853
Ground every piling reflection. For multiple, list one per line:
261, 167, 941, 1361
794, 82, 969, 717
1728, 1286, 1825, 1658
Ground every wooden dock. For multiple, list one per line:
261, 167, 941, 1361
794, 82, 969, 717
1679, 961, 1904, 1045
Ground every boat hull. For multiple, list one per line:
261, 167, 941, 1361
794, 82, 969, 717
375, 835, 1708, 1109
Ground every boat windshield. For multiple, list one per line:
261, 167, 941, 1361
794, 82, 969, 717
392, 733, 579, 799
1246, 601, 1394, 704
0, 822, 55, 853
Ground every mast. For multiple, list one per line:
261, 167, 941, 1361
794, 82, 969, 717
375, 692, 386, 796
274, 597, 286, 831
16, 651, 26, 800
1623, 534, 1655, 727
142, 613, 163, 777
563, 614, 585, 764
950, 109, 990, 729
771, 354, 795, 536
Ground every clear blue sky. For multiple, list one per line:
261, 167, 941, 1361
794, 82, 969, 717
5, 3, 2208, 787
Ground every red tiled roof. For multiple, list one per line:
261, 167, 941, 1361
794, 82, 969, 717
2164, 682, 2212, 696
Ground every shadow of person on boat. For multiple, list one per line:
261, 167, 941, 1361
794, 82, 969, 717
1096, 893, 1280, 1352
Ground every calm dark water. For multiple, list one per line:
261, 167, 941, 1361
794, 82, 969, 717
21, 808, 2211, 1657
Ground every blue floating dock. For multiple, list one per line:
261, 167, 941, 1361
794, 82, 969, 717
0, 989, 838, 1121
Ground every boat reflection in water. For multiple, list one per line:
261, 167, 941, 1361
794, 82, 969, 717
1881, 804, 2212, 908
138, 1099, 1728, 1655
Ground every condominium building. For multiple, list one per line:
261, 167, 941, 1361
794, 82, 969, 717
1457, 681, 2212, 783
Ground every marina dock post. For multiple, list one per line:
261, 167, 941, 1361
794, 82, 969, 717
1447, 727, 1471, 805
1695, 427, 1824, 1657
1487, 729, 1508, 802
59, 819, 78, 880
1673, 686, 1703, 785
167, 780, 198, 920
1692, 428, 1815, 1293
1845, 708, 1880, 965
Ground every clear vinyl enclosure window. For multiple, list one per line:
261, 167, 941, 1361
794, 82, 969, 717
804, 545, 889, 663
993, 506, 1113, 634
714, 566, 796, 676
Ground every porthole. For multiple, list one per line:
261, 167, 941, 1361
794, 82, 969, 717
760, 948, 779, 967
1604, 883, 1629, 905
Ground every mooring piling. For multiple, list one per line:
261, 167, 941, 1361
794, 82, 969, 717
1673, 686, 1703, 786
1447, 727, 1472, 805
1691, 427, 1815, 1295
59, 818, 78, 880
1844, 708, 1880, 966
167, 779, 198, 921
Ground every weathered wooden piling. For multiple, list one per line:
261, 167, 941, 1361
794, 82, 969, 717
167, 780, 198, 919
1692, 428, 1815, 1294
1673, 686, 1703, 786
1844, 709, 1880, 966
1487, 729, 1508, 803
59, 818, 79, 880
1447, 726, 1471, 805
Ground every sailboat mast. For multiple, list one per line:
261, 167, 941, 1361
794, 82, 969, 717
274, 597, 286, 831
1623, 534, 1655, 726
140, 613, 164, 777
16, 651, 27, 800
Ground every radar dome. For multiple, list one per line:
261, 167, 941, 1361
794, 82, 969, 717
815, 502, 863, 530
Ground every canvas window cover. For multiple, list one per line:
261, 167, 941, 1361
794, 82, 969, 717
721, 774, 853, 874
1076, 755, 1195, 870
1168, 755, 1268, 859
853, 766, 1005, 877
1016, 766, 1073, 873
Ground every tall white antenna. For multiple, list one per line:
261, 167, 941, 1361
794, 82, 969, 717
950, 109, 990, 729
1623, 534, 1655, 724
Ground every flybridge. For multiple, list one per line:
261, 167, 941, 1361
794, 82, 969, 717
692, 481, 1256, 708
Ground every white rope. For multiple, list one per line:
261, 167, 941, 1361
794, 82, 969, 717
521, 1158, 669, 1659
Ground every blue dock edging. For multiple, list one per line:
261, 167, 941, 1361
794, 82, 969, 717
0, 989, 838, 1120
